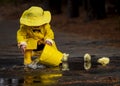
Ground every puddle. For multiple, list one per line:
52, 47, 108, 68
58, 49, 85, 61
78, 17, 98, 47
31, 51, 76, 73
0, 57, 120, 86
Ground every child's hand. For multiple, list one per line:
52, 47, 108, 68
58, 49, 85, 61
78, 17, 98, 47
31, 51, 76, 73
18, 42, 27, 54
20, 45, 26, 54
45, 40, 52, 46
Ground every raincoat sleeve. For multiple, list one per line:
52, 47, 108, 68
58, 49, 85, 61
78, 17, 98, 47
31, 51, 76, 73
17, 25, 27, 47
44, 24, 54, 43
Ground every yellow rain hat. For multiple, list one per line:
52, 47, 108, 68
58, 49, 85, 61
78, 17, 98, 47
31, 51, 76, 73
20, 6, 51, 26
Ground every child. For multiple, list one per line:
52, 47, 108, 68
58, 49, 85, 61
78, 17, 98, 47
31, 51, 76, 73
17, 6, 68, 69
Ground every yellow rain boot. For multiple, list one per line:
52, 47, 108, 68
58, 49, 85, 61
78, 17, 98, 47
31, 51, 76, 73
24, 50, 32, 65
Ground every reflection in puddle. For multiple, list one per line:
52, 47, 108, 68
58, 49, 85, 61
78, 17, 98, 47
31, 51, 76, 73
0, 62, 70, 86
0, 57, 120, 86
61, 62, 70, 71
84, 62, 91, 70
24, 73, 62, 86
0, 78, 23, 86
0, 67, 62, 86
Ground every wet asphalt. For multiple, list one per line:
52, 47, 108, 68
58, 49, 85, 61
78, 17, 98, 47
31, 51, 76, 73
0, 19, 120, 86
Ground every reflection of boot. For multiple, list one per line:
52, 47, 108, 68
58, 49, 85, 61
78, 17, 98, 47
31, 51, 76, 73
61, 62, 69, 71
84, 53, 91, 70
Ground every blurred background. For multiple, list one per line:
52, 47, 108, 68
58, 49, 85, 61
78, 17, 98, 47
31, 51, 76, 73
0, 0, 120, 42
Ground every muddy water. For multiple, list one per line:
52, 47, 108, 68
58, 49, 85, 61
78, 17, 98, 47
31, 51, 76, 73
0, 56, 120, 86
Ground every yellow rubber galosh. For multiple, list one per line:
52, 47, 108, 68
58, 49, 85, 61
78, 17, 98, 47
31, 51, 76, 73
24, 50, 32, 65
39, 44, 63, 66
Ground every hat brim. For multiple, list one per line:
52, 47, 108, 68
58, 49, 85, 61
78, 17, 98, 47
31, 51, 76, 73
20, 11, 51, 26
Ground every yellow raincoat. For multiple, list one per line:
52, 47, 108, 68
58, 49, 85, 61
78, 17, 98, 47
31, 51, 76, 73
16, 6, 66, 67
17, 23, 56, 49
17, 23, 57, 65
